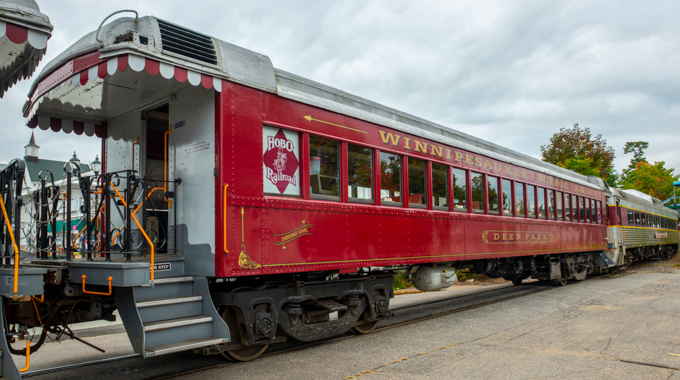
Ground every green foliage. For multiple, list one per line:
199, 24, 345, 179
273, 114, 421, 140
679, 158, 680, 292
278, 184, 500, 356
456, 269, 476, 282
621, 160, 678, 201
540, 124, 617, 185
393, 270, 412, 290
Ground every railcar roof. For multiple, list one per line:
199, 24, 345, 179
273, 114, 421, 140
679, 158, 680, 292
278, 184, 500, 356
27, 15, 600, 190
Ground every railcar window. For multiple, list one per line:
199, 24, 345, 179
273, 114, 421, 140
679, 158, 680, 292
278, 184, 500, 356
380, 152, 402, 206
556, 191, 563, 220
502, 179, 512, 215
526, 185, 536, 218
309, 136, 340, 199
471, 172, 484, 213
577, 196, 584, 222
635, 211, 640, 226
585, 199, 591, 223
547, 190, 555, 220
431, 163, 448, 210
452, 168, 467, 211
408, 157, 427, 208
597, 201, 602, 223
487, 176, 499, 214
627, 210, 633, 225
537, 187, 546, 219
515, 182, 525, 217
564, 194, 571, 221
347, 144, 373, 203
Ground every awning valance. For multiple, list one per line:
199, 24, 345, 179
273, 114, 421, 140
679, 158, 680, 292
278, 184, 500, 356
25, 53, 224, 136
0, 18, 51, 97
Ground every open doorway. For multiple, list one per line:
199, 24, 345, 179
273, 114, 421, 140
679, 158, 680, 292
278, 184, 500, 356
143, 104, 170, 254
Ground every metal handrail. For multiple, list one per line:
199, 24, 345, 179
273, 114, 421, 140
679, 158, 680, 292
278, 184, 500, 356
0, 194, 20, 297
110, 183, 155, 281
81, 275, 113, 296
223, 184, 229, 254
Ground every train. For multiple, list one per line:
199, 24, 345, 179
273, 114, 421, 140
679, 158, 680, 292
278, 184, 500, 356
0, 9, 678, 379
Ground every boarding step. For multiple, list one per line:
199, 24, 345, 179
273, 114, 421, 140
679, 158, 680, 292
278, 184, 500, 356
144, 316, 213, 332
145, 337, 229, 357
137, 295, 203, 308
143, 276, 194, 286
116, 276, 231, 358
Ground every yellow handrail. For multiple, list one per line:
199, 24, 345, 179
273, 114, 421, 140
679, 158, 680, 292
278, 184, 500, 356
110, 183, 155, 281
0, 194, 20, 297
224, 184, 229, 254
18, 339, 30, 372
81, 275, 113, 296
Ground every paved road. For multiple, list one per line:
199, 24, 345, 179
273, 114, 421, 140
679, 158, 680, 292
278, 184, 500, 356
21, 269, 680, 379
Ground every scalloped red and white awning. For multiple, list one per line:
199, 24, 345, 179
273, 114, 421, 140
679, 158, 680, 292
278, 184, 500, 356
26, 53, 224, 136
0, 19, 50, 97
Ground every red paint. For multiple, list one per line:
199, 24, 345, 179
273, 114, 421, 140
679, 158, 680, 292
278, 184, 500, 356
5, 23, 28, 44
73, 121, 84, 135
174, 67, 188, 82
214, 82, 608, 278
200, 74, 213, 89
49, 118, 61, 132
97, 62, 107, 78
145, 58, 160, 76
117, 55, 129, 72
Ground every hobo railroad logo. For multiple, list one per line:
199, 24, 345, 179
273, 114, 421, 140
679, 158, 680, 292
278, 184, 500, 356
263, 129, 299, 194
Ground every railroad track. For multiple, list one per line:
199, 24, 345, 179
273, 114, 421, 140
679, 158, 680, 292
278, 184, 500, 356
23, 282, 554, 379
25, 259, 670, 379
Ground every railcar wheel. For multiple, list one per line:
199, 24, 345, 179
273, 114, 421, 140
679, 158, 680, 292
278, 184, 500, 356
220, 306, 269, 362
511, 278, 523, 286
351, 320, 379, 334
555, 268, 568, 286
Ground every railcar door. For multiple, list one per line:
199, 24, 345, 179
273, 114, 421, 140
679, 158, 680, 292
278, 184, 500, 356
142, 104, 171, 254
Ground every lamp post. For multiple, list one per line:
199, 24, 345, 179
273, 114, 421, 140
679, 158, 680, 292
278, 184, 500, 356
91, 155, 101, 176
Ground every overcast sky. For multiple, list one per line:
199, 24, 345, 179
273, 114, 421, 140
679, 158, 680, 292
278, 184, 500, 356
2, 0, 679, 175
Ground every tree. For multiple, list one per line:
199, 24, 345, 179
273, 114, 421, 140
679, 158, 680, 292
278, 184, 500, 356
621, 160, 678, 201
621, 141, 649, 179
540, 124, 617, 185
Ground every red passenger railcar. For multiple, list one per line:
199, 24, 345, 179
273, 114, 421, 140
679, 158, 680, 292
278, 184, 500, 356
5, 14, 668, 370
217, 82, 608, 279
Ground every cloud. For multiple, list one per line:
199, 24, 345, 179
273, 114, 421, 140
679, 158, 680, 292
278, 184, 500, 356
1, 0, 678, 180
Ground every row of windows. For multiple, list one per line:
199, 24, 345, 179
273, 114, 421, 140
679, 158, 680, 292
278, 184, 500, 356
625, 209, 676, 230
297, 134, 604, 223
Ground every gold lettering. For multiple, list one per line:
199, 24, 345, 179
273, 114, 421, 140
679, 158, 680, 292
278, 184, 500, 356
431, 145, 443, 158
446, 149, 452, 159
414, 140, 429, 153
522, 171, 529, 179
455, 152, 464, 162
379, 131, 401, 146
465, 154, 474, 165
502, 233, 507, 241
494, 233, 500, 241
404, 137, 411, 150
483, 160, 493, 170
505, 166, 513, 175
514, 169, 520, 177
475, 157, 483, 167
494, 163, 502, 172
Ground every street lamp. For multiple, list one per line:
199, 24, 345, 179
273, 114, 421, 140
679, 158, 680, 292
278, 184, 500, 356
69, 151, 80, 166
91, 155, 101, 176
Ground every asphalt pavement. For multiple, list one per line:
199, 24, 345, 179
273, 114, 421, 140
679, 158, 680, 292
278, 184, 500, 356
18, 267, 680, 379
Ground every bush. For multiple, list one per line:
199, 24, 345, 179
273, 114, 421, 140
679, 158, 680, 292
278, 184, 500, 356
393, 270, 413, 290
456, 269, 477, 282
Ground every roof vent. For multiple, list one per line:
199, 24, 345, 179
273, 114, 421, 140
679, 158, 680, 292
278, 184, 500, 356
157, 19, 218, 65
